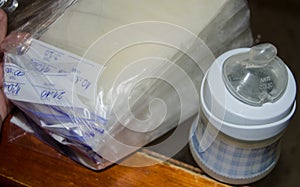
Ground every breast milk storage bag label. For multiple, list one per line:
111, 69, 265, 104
4, 39, 103, 109
4, 39, 108, 150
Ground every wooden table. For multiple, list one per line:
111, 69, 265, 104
0, 115, 228, 187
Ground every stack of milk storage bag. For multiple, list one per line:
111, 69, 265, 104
2, 0, 253, 169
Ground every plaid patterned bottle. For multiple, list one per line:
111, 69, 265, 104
190, 115, 283, 185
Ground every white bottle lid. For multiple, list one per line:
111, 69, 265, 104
201, 47, 296, 141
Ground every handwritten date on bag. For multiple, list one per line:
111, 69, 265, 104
5, 67, 25, 77
40, 90, 66, 101
4, 83, 22, 95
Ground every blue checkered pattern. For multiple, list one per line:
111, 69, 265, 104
191, 121, 280, 180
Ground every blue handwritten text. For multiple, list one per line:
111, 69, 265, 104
75, 76, 91, 90
4, 83, 21, 95
40, 90, 65, 100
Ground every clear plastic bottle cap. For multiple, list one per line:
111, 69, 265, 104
222, 43, 288, 106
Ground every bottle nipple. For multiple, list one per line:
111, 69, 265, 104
249, 43, 277, 65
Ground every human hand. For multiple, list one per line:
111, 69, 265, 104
0, 9, 13, 124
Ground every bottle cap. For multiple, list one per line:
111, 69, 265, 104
222, 44, 288, 106
201, 45, 296, 140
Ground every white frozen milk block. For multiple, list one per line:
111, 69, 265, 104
40, 0, 223, 95
41, 0, 225, 53
11, 0, 252, 169
39, 0, 251, 109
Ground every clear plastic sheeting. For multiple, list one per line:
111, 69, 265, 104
2, 0, 253, 170
1, 0, 77, 34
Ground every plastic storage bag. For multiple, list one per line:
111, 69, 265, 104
1, 0, 253, 170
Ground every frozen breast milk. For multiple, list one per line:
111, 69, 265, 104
6, 0, 252, 169
41, 0, 225, 49
40, 0, 223, 92
39, 0, 251, 111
